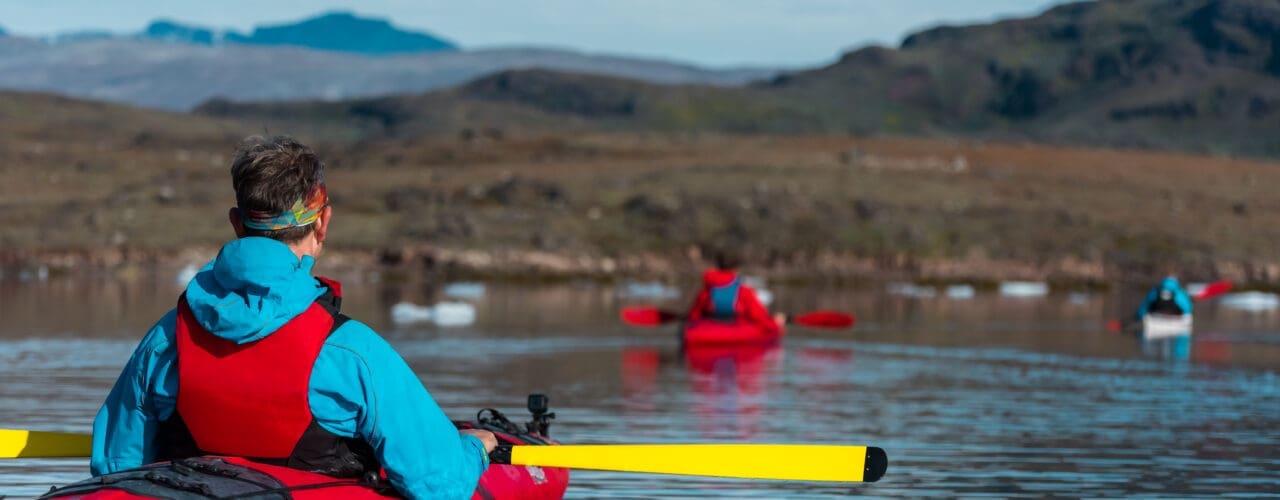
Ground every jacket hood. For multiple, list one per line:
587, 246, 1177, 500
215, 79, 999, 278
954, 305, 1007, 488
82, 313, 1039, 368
1160, 276, 1182, 290
183, 237, 326, 344
703, 269, 739, 287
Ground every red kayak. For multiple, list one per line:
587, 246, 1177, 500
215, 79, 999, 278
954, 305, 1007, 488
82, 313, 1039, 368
682, 318, 784, 346
41, 396, 569, 500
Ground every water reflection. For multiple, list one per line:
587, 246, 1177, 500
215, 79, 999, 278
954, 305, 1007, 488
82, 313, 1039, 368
621, 344, 786, 441
1140, 336, 1191, 362
684, 345, 783, 440
622, 344, 860, 443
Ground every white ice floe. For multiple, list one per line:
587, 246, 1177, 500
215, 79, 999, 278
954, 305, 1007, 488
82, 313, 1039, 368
945, 285, 975, 299
888, 282, 937, 298
616, 281, 680, 299
17, 266, 49, 282
756, 289, 774, 306
391, 301, 477, 326
443, 282, 486, 300
1186, 282, 1208, 297
743, 275, 768, 289
1068, 292, 1091, 304
999, 281, 1048, 297
1218, 292, 1280, 311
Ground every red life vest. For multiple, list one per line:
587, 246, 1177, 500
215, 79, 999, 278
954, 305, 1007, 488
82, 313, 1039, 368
157, 277, 378, 477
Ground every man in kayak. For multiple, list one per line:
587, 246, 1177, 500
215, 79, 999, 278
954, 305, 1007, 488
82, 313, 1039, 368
92, 136, 496, 499
1135, 275, 1194, 319
687, 250, 784, 334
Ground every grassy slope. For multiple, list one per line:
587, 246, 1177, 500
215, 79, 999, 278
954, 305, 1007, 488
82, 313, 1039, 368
0, 92, 243, 250
5, 90, 1280, 282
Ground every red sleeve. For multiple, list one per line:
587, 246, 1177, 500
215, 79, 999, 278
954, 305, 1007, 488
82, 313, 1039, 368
737, 285, 779, 335
688, 289, 710, 320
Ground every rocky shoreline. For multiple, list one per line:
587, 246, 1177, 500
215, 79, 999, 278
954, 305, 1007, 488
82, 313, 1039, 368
4, 245, 1277, 289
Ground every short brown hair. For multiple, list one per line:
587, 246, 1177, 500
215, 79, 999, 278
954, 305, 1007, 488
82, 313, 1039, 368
230, 136, 324, 243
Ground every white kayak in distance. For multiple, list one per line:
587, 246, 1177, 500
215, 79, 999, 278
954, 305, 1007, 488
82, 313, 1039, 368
1142, 313, 1192, 340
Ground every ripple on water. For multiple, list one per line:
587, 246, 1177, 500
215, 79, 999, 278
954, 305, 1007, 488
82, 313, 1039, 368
3, 319, 1279, 497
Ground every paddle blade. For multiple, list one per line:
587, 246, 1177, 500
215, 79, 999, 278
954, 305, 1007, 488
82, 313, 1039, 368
1194, 280, 1234, 301
621, 306, 682, 327
792, 311, 856, 329
0, 429, 91, 458
493, 443, 887, 483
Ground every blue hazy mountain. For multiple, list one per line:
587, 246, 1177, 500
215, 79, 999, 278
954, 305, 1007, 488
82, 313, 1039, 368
140, 12, 456, 55
145, 20, 215, 45
226, 12, 456, 54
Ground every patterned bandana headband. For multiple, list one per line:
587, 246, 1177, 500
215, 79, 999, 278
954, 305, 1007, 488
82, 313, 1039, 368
239, 183, 329, 231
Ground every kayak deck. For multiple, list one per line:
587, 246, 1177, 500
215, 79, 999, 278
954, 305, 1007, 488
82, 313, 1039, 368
1143, 313, 1192, 340
39, 395, 569, 500
682, 318, 784, 346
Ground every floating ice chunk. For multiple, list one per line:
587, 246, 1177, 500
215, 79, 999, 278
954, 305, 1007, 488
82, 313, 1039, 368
1068, 292, 1090, 304
391, 302, 477, 326
1219, 291, 1280, 311
945, 285, 975, 299
391, 302, 433, 324
1185, 282, 1208, 297
443, 282, 486, 300
756, 289, 774, 306
743, 275, 768, 289
888, 282, 936, 298
430, 302, 477, 326
999, 281, 1048, 297
617, 281, 680, 299
175, 263, 199, 288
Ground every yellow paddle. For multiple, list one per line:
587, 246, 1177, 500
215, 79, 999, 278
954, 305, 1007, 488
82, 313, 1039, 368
0, 429, 92, 459
494, 443, 887, 482
2, 429, 887, 483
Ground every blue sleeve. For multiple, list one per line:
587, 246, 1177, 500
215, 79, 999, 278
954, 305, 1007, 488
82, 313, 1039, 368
91, 309, 179, 476
1174, 289, 1194, 314
1135, 288, 1158, 320
309, 320, 488, 500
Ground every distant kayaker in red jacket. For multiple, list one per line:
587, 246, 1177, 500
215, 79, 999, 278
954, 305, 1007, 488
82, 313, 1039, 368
687, 251, 784, 334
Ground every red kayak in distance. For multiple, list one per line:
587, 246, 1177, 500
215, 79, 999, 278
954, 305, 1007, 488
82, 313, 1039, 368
682, 318, 785, 347
41, 396, 569, 500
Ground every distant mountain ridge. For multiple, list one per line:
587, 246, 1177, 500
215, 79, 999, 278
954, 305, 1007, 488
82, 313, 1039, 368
199, 0, 1280, 159
749, 0, 1280, 155
145, 21, 216, 45
0, 10, 780, 110
140, 12, 457, 54
0, 36, 776, 110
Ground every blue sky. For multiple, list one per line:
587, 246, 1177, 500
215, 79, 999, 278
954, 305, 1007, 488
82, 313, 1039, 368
1, 0, 1070, 67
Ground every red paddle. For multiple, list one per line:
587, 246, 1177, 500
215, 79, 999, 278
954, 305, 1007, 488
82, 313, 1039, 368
621, 306, 855, 329
620, 307, 683, 326
1192, 280, 1234, 301
791, 311, 857, 328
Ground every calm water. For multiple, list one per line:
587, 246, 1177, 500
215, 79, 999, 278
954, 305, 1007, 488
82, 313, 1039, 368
2, 269, 1279, 498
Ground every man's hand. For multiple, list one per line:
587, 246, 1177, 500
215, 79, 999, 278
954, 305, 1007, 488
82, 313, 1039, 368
459, 429, 498, 453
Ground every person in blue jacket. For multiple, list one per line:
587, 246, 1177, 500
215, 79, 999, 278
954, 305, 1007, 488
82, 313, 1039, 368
92, 136, 496, 499
1135, 275, 1194, 320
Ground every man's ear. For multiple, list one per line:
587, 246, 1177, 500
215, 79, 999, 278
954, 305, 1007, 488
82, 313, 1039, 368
228, 207, 247, 238
313, 205, 332, 244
